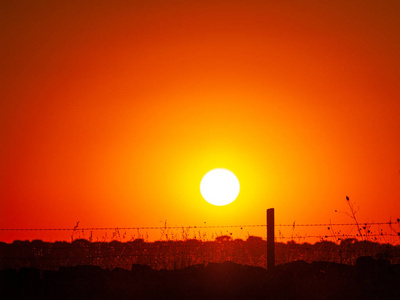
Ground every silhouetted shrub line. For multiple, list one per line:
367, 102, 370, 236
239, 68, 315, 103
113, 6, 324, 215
1, 238, 400, 271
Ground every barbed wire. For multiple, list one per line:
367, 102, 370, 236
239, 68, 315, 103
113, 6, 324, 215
0, 221, 398, 231
276, 233, 400, 239
0, 225, 259, 231
275, 222, 397, 227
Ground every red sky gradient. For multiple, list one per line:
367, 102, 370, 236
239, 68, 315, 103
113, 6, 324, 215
1, 1, 400, 242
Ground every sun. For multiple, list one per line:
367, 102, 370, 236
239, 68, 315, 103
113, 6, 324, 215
200, 168, 240, 206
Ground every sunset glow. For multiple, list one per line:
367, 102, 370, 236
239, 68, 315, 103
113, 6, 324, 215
1, 1, 400, 243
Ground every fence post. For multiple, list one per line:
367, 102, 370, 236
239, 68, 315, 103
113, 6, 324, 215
267, 208, 275, 270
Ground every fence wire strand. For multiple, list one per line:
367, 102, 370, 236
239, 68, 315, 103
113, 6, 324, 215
0, 221, 398, 231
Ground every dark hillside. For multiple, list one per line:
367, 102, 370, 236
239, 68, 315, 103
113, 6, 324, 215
1, 257, 399, 299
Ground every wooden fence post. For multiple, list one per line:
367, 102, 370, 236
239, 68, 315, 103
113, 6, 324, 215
267, 208, 275, 270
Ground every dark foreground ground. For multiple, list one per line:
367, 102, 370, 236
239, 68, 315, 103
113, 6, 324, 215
1, 256, 399, 300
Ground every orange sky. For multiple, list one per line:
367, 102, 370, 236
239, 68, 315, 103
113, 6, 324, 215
1, 0, 400, 242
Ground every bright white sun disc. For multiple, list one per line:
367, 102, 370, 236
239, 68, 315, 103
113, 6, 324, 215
200, 168, 240, 206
